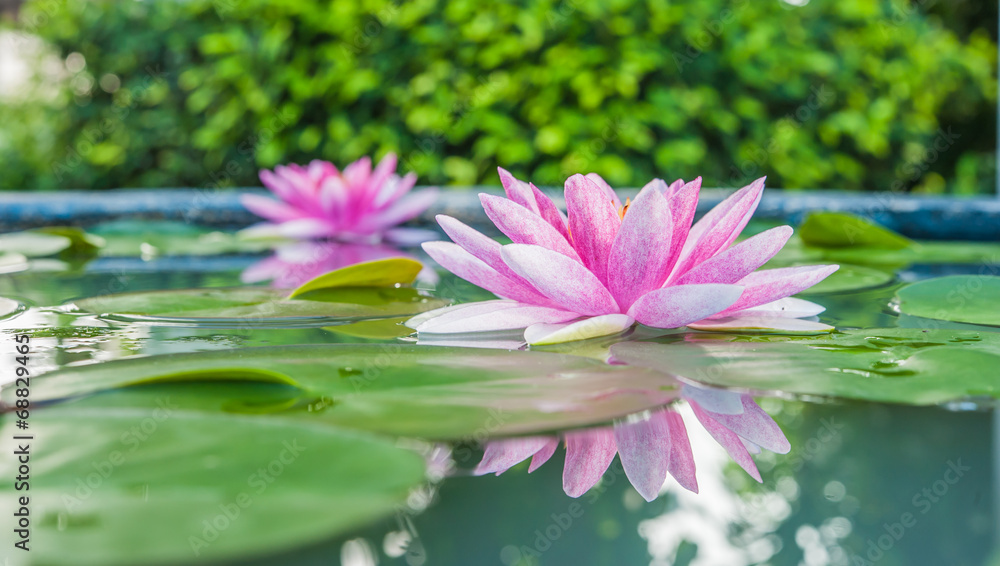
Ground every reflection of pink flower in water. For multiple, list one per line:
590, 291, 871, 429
241, 154, 438, 245
475, 384, 789, 501
409, 169, 837, 344
241, 241, 437, 288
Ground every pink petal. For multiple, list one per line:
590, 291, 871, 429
529, 439, 560, 472
422, 242, 557, 305
614, 411, 671, 502
368, 153, 398, 201
724, 297, 826, 319
415, 301, 580, 334
690, 401, 762, 482
701, 396, 791, 454
372, 172, 417, 210
670, 177, 764, 280
664, 178, 702, 274
240, 193, 307, 223
355, 188, 438, 232
481, 194, 580, 261
501, 244, 619, 316
531, 183, 571, 239
674, 226, 793, 285
317, 175, 348, 221
716, 264, 839, 316
260, 168, 309, 207
524, 314, 633, 345
497, 167, 539, 213
436, 215, 542, 292
273, 218, 338, 239
565, 174, 621, 284
475, 436, 556, 476
562, 428, 618, 498
627, 284, 744, 328
584, 173, 622, 208
664, 178, 686, 197
606, 185, 673, 309
681, 384, 744, 415
664, 410, 698, 493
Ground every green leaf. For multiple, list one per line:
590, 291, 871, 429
5, 345, 677, 439
894, 275, 1000, 326
69, 286, 448, 324
0, 230, 73, 257
610, 328, 1000, 406
288, 258, 425, 298
798, 264, 895, 294
92, 221, 275, 257
799, 212, 913, 250
34, 226, 106, 257
0, 296, 22, 320
0, 408, 425, 565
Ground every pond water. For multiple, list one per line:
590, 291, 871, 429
0, 243, 997, 566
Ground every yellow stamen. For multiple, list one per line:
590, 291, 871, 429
616, 198, 631, 220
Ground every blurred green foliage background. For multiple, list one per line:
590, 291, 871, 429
0, 0, 996, 193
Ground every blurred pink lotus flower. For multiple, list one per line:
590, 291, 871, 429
241, 240, 437, 288
475, 384, 789, 501
408, 169, 837, 344
241, 154, 438, 245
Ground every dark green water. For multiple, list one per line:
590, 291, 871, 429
0, 259, 996, 566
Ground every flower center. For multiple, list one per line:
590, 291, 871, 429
616, 198, 631, 220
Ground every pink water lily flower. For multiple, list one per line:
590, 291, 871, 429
408, 169, 838, 345
241, 153, 438, 245
475, 385, 789, 501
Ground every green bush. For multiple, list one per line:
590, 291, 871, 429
1, 0, 996, 193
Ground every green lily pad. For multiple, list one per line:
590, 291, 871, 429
798, 264, 895, 294
3, 345, 677, 439
0, 407, 425, 565
92, 220, 275, 257
0, 230, 73, 257
799, 212, 913, 250
610, 328, 1000, 406
288, 258, 424, 298
69, 286, 448, 325
0, 252, 29, 274
894, 275, 1000, 326
0, 296, 23, 320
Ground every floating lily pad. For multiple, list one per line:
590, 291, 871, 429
0, 252, 29, 274
0, 230, 73, 257
799, 212, 913, 250
288, 258, 424, 298
69, 286, 448, 326
0, 297, 23, 320
0, 407, 425, 565
3, 345, 677, 439
894, 275, 1000, 326
92, 220, 275, 257
798, 264, 895, 294
610, 328, 1000, 406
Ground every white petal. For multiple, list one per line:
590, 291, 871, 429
525, 314, 634, 346
681, 384, 744, 415
721, 297, 826, 319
